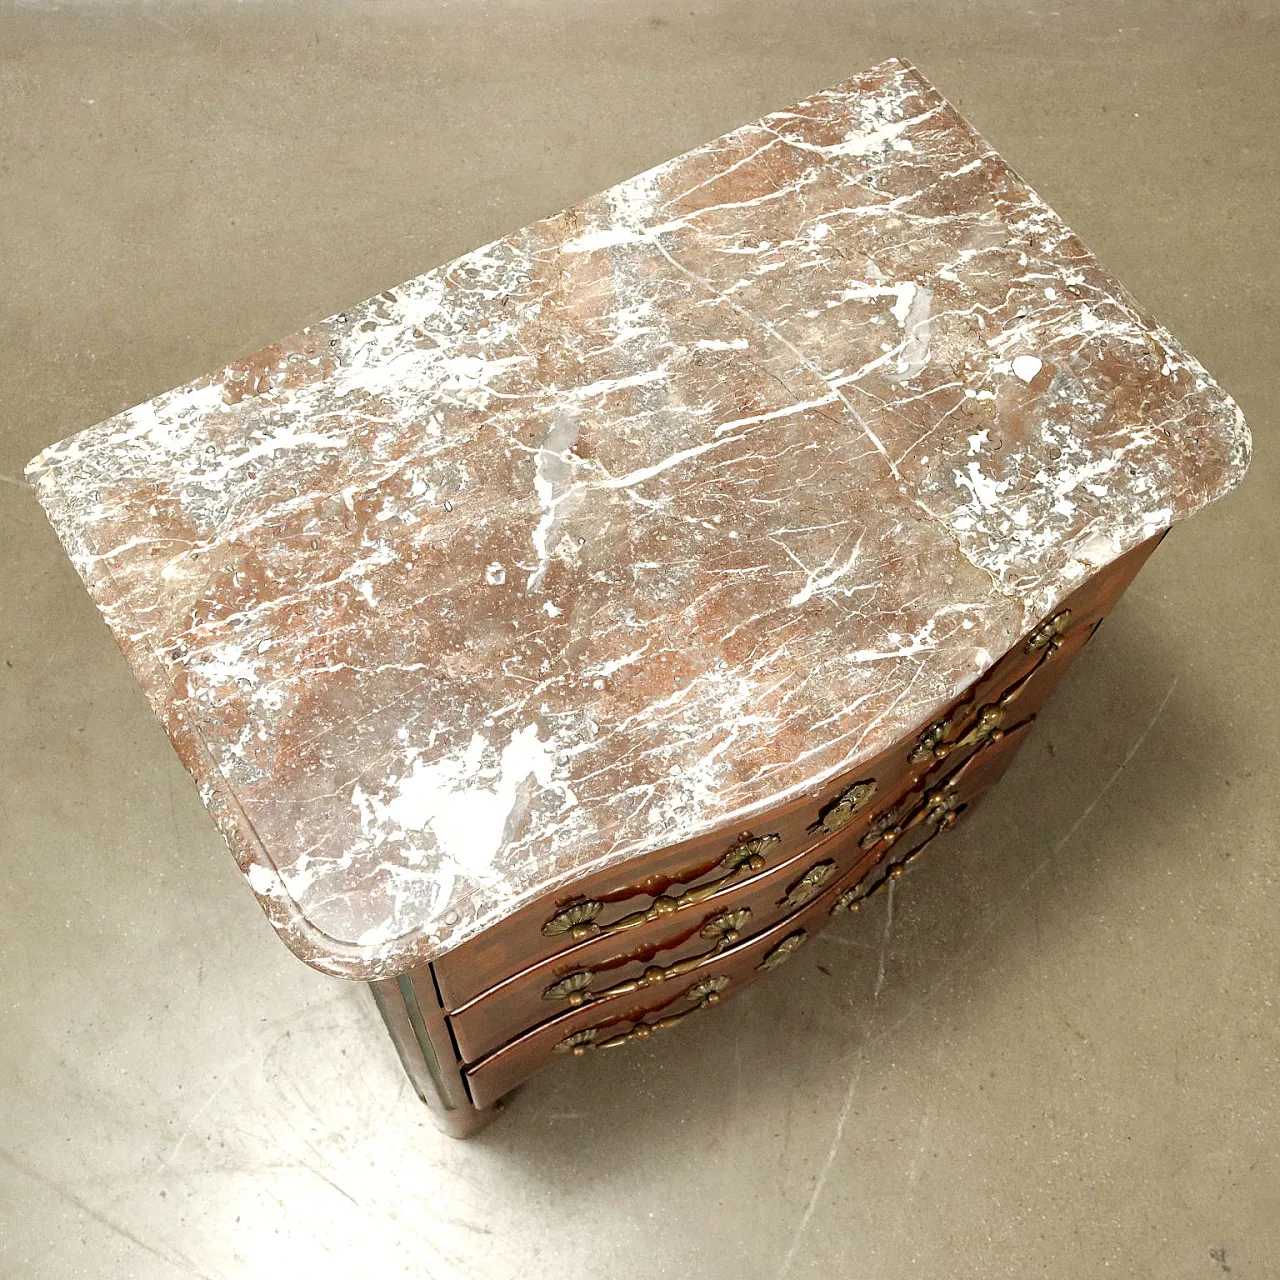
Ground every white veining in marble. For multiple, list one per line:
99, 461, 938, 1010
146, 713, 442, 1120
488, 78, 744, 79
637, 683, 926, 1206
27, 59, 1248, 977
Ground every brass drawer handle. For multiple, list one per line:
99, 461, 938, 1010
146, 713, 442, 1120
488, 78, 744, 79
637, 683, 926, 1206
812, 779, 877, 834
540, 900, 603, 939
553, 976, 730, 1054
782, 860, 836, 908
908, 718, 949, 764
913, 697, 1007, 764
920, 781, 965, 829
831, 825, 945, 915
860, 807, 902, 850
833, 723, 1020, 915
940, 704, 1006, 756
831, 883, 869, 915
861, 724, 1001, 858
1026, 609, 1071, 653
909, 651, 1050, 768
758, 930, 807, 971
541, 834, 780, 941
542, 908, 752, 1007
907, 613, 1069, 768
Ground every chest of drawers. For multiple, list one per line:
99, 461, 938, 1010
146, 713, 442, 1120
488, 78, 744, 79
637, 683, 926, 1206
27, 59, 1248, 1138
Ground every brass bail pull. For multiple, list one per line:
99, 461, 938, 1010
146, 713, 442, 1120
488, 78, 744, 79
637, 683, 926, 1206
542, 908, 752, 1006
553, 976, 730, 1055
541, 834, 779, 942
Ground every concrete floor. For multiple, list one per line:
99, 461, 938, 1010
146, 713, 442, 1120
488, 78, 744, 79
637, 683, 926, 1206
2, 1, 1277, 1275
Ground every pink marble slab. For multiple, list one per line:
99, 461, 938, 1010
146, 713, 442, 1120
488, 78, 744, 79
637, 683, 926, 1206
27, 58, 1248, 979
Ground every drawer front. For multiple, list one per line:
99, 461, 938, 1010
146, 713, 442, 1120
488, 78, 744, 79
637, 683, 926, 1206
451, 674, 1044, 1062
829, 716, 1035, 914
449, 792, 922, 1062
435, 752, 904, 1010
435, 534, 1163, 1013
462, 716, 1036, 1109
463, 866, 856, 1108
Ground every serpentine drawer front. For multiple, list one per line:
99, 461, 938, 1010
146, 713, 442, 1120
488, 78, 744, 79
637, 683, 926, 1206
463, 865, 865, 1109
465, 718, 1036, 1110
447, 829, 854, 1062
454, 712, 1036, 1069
28, 58, 1247, 1137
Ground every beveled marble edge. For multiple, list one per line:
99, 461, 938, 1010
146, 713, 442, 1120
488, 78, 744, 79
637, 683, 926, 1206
27, 57, 1250, 978
27, 469, 364, 971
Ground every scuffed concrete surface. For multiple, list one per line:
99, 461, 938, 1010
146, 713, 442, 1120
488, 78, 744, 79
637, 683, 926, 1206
1, 2, 1276, 1276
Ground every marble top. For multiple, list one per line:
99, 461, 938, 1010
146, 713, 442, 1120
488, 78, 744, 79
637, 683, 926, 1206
28, 59, 1248, 979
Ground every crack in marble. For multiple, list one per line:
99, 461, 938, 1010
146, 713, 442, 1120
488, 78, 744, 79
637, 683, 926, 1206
25, 57, 1248, 976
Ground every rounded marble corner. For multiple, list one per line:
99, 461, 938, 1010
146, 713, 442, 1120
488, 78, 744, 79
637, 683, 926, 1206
238, 857, 431, 981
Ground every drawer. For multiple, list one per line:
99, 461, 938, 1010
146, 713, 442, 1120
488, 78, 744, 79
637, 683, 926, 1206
436, 665, 1018, 1016
435, 534, 1163, 1013
463, 715, 1037, 1108
463, 864, 857, 1108
448, 787, 926, 1062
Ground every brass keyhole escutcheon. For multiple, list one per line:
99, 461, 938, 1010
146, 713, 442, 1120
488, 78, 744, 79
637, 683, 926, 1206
758, 930, 807, 971
782, 860, 836, 908
814, 780, 877, 834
